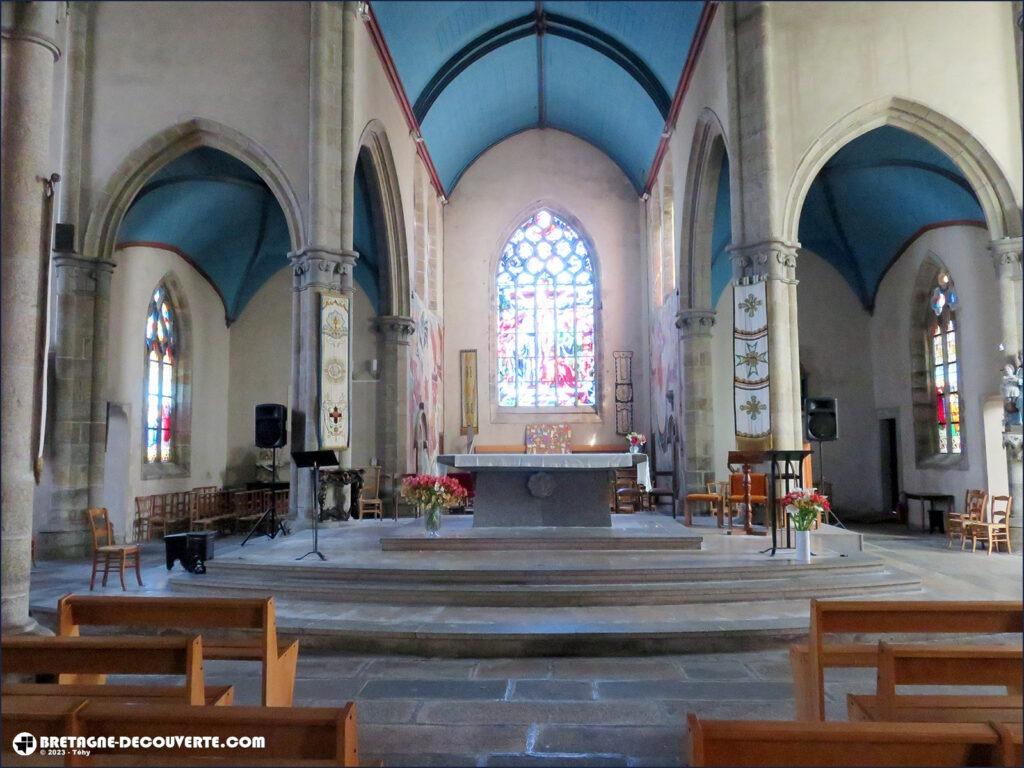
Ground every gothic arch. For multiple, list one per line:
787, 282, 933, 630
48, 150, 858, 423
678, 108, 732, 312
783, 97, 1022, 246
356, 120, 411, 318
83, 118, 304, 262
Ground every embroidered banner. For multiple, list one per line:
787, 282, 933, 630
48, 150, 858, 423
320, 292, 350, 449
733, 280, 771, 439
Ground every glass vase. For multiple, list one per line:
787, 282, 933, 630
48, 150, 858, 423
424, 506, 442, 537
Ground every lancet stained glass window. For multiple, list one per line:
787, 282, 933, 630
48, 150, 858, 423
144, 284, 177, 463
929, 272, 961, 454
496, 210, 597, 408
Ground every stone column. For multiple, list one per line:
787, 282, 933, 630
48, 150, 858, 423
728, 240, 803, 450
1, 0, 61, 632
991, 237, 1023, 548
375, 315, 415, 478
676, 308, 716, 493
289, 247, 356, 521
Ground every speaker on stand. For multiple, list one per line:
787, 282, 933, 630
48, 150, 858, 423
804, 397, 845, 529
242, 404, 290, 545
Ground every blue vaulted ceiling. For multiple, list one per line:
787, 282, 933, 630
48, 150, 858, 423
117, 148, 291, 323
798, 126, 984, 310
371, 0, 705, 192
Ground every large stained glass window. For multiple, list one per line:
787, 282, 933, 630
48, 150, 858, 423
929, 272, 961, 454
496, 210, 597, 409
144, 284, 177, 463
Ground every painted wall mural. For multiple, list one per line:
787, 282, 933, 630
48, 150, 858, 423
649, 291, 680, 456
409, 296, 444, 472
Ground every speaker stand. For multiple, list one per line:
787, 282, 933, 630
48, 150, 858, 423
241, 447, 289, 546
815, 439, 847, 530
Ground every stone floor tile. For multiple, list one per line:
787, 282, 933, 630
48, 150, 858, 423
661, 699, 795, 722
359, 678, 509, 700
596, 680, 792, 701
329, 699, 419, 724
293, 677, 366, 702
550, 657, 684, 681
363, 656, 479, 679
361, 724, 526, 755
295, 654, 373, 677
416, 701, 674, 727
512, 680, 595, 701
532, 725, 681, 763
365, 752, 480, 767
484, 754, 629, 767
676, 663, 757, 681
474, 658, 553, 679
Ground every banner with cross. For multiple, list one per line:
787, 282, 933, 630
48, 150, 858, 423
319, 292, 350, 449
733, 279, 771, 440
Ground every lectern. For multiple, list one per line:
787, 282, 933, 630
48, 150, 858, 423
292, 449, 339, 561
726, 450, 767, 535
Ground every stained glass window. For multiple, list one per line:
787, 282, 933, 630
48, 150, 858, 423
144, 284, 176, 463
929, 272, 961, 455
496, 210, 597, 409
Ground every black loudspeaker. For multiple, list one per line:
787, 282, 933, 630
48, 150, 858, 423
255, 404, 287, 448
805, 397, 838, 442
53, 222, 75, 252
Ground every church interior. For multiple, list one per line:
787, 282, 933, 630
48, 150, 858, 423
1, 1, 1023, 766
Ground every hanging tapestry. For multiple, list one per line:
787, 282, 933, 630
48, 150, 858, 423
459, 349, 478, 435
613, 351, 634, 435
733, 280, 771, 439
320, 292, 350, 449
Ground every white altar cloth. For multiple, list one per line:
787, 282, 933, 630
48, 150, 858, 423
440, 453, 651, 489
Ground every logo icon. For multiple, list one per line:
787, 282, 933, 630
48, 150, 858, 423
13, 733, 37, 756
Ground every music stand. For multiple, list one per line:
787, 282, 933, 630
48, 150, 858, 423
292, 449, 339, 561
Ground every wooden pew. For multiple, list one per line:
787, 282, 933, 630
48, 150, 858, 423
190, 490, 234, 533
1, 697, 84, 767
994, 722, 1022, 768
1, 635, 232, 706
58, 595, 299, 706
790, 599, 1023, 720
847, 641, 1023, 723
686, 713, 1000, 766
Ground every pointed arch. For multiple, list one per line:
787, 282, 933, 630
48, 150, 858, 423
356, 120, 412, 318
783, 97, 1021, 246
83, 118, 304, 262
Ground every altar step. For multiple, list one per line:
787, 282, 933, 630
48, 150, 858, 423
380, 528, 703, 552
170, 556, 919, 608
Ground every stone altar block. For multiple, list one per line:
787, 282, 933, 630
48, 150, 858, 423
436, 453, 647, 528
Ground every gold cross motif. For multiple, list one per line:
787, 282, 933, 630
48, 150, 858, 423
735, 342, 768, 379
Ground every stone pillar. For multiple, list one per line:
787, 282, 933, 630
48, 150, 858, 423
729, 241, 803, 450
991, 237, 1023, 549
39, 253, 114, 558
289, 247, 356, 522
1, 0, 61, 632
375, 315, 415, 478
676, 308, 716, 493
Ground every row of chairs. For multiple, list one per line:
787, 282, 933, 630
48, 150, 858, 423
947, 490, 1013, 553
688, 599, 1023, 765
684, 474, 811, 529
134, 488, 289, 541
2, 595, 360, 765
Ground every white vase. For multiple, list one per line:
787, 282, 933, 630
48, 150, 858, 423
794, 529, 812, 564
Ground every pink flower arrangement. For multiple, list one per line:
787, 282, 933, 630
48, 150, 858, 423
781, 488, 831, 531
401, 474, 469, 510
626, 432, 647, 448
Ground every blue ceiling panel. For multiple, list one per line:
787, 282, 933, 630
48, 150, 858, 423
544, 36, 662, 189
544, 0, 703, 94
370, 1, 532, 104
353, 155, 382, 314
118, 147, 291, 323
710, 154, 732, 306
421, 36, 539, 191
798, 126, 984, 309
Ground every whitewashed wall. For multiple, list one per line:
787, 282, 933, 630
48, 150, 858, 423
443, 129, 647, 449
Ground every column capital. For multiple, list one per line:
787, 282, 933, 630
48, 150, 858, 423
53, 252, 115, 274
675, 308, 716, 338
728, 239, 800, 283
990, 237, 1023, 277
1, 1, 61, 61
375, 315, 416, 343
289, 246, 358, 292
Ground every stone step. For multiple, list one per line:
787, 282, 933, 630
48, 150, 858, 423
170, 568, 920, 608
380, 533, 703, 552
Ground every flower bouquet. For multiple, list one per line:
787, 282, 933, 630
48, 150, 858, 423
626, 432, 647, 454
780, 488, 831, 563
400, 474, 469, 536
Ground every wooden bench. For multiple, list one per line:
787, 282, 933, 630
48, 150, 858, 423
994, 722, 1022, 767
58, 594, 299, 706
847, 641, 1022, 723
790, 599, 1023, 720
190, 490, 234, 532
1, 697, 84, 767
1, 635, 232, 706
687, 713, 1002, 766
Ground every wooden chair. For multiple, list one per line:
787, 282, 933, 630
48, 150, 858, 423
190, 489, 233, 532
231, 489, 269, 529
969, 495, 1013, 554
686, 713, 1001, 766
789, 598, 1023, 721
948, 489, 987, 549
57, 594, 300, 707
1, 635, 232, 706
685, 482, 724, 527
358, 465, 384, 520
87, 508, 142, 592
133, 496, 155, 542
726, 472, 769, 529
846, 641, 1022, 723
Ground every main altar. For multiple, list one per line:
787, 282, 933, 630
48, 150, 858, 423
436, 453, 648, 528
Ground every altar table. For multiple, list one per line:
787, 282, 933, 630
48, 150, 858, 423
437, 453, 648, 528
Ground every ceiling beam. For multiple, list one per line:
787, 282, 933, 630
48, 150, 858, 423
536, 0, 546, 128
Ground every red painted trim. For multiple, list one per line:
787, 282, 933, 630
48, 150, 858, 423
644, 1, 718, 194
364, 2, 447, 198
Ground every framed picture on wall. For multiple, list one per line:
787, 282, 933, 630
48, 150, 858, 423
460, 349, 478, 435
